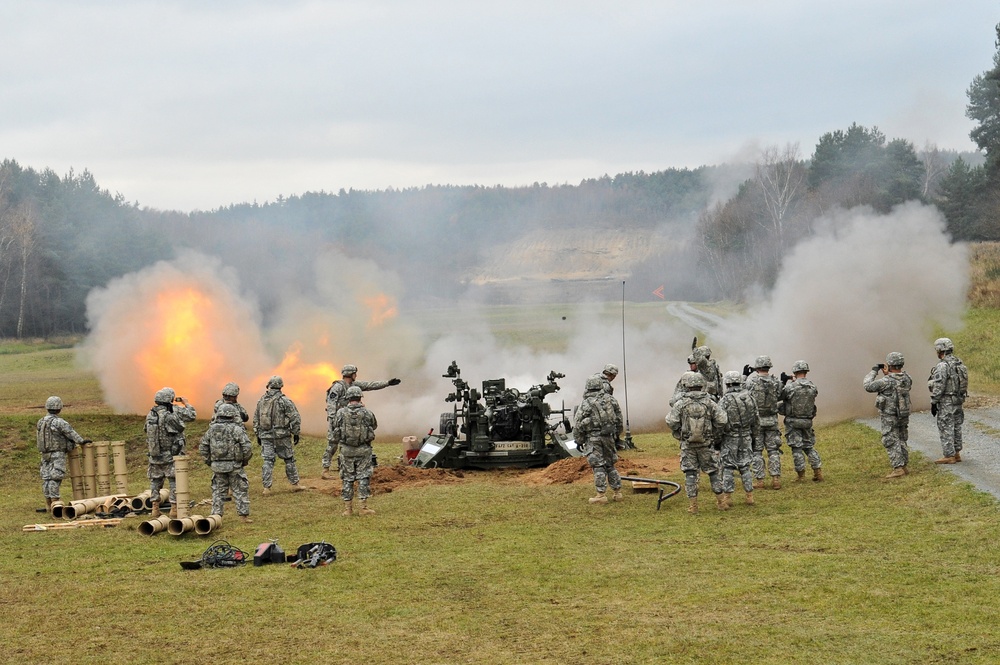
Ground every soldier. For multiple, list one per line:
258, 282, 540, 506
589, 363, 618, 394
322, 364, 400, 479
780, 360, 823, 482
669, 357, 700, 407
211, 382, 249, 426
666, 372, 728, 513
145, 387, 196, 518
693, 345, 723, 398
718, 371, 760, 506
254, 375, 303, 495
864, 352, 912, 478
199, 403, 254, 523
744, 355, 783, 489
331, 385, 379, 516
36, 396, 90, 513
928, 337, 968, 464
574, 376, 625, 505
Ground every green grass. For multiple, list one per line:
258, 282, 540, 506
4, 305, 1000, 663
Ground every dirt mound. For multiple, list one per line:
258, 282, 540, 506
306, 455, 679, 496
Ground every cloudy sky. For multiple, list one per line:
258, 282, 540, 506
2, 1, 997, 211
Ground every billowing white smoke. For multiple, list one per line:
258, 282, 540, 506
710, 202, 967, 421
80, 201, 967, 437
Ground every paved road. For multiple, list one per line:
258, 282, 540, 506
859, 407, 1000, 500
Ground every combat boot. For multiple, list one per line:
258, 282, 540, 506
358, 499, 376, 516
341, 500, 353, 517
716, 493, 730, 511
240, 515, 253, 524
934, 456, 957, 464
169, 504, 178, 519
752, 479, 765, 489
954, 452, 962, 462
796, 469, 806, 482
588, 492, 609, 505
612, 490, 624, 502
45, 497, 53, 513
321, 468, 334, 480
885, 467, 905, 479
771, 476, 782, 490
813, 468, 824, 482
745, 491, 755, 505
687, 497, 698, 514
290, 483, 304, 492
261, 487, 271, 496
902, 466, 910, 475
150, 501, 161, 518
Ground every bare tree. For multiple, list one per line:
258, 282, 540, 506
9, 202, 37, 339
753, 143, 806, 250
920, 141, 949, 199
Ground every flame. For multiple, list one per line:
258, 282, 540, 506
363, 293, 397, 328
254, 342, 340, 406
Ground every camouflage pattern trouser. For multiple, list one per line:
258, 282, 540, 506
680, 444, 722, 498
261, 437, 299, 488
786, 426, 821, 472
879, 413, 909, 469
340, 446, 374, 501
40, 451, 68, 499
148, 460, 177, 504
720, 434, 754, 493
755, 425, 781, 479
212, 469, 250, 517
935, 398, 964, 458
322, 423, 338, 469
584, 438, 621, 495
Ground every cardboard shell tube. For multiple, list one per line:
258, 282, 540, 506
167, 514, 204, 536
110, 441, 128, 494
138, 514, 171, 536
82, 443, 96, 499
94, 441, 111, 496
173, 455, 190, 520
194, 514, 223, 536
68, 446, 85, 501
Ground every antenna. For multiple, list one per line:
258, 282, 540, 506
621, 280, 634, 449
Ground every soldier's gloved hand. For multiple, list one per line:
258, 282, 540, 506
742, 364, 752, 377
81, 439, 92, 444
388, 378, 401, 386
780, 371, 791, 384
931, 403, 938, 417
293, 434, 300, 445
872, 365, 882, 372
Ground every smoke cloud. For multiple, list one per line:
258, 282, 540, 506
80, 201, 967, 438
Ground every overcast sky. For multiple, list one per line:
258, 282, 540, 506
2, 1, 997, 211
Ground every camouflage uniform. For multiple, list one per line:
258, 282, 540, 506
928, 345, 967, 460
718, 381, 760, 494
693, 346, 723, 398
666, 377, 728, 500
744, 369, 782, 482
212, 399, 249, 426
254, 378, 302, 489
574, 381, 624, 498
199, 408, 253, 517
145, 391, 196, 504
323, 370, 395, 470
780, 368, 821, 475
36, 403, 87, 501
331, 400, 378, 502
864, 363, 912, 471
589, 363, 618, 395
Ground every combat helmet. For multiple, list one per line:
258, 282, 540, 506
602, 364, 619, 378
696, 345, 712, 359
346, 385, 363, 400
885, 352, 904, 368
216, 403, 239, 420
342, 364, 358, 376
45, 395, 63, 412
266, 375, 284, 390
222, 382, 240, 398
683, 372, 707, 390
585, 377, 604, 392
933, 338, 954, 353
155, 387, 176, 405
753, 355, 773, 370
791, 360, 810, 373
723, 371, 743, 386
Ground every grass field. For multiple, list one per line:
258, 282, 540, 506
4, 306, 1000, 664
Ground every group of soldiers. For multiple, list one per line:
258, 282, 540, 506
34, 365, 400, 522
33, 338, 970, 520
571, 339, 969, 515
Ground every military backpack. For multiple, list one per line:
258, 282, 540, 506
681, 398, 711, 444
